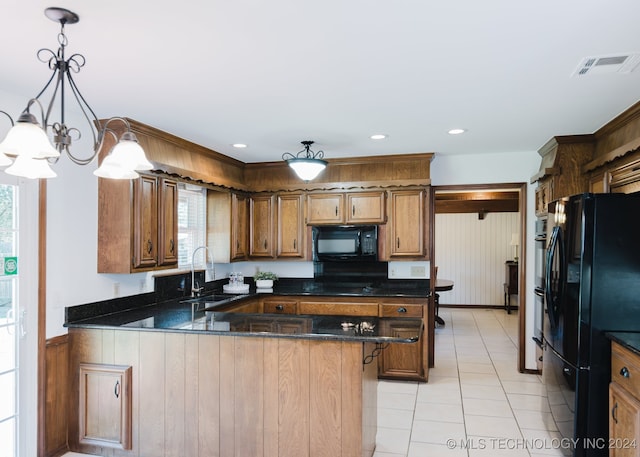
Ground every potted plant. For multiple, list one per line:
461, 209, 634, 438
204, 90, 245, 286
254, 271, 278, 289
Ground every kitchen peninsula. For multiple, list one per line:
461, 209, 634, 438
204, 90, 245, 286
65, 284, 423, 457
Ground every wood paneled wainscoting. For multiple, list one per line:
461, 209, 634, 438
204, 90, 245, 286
67, 329, 378, 457
44, 334, 70, 457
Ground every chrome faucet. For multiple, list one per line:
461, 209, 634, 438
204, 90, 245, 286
191, 245, 214, 297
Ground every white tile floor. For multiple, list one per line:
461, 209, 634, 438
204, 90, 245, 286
64, 308, 566, 457
374, 308, 566, 457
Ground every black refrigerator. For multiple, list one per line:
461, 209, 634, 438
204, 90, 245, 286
543, 193, 640, 457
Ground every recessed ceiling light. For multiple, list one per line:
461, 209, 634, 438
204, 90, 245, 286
232, 143, 248, 148
370, 134, 388, 140
448, 128, 466, 135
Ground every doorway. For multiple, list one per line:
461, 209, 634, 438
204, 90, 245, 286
432, 183, 527, 372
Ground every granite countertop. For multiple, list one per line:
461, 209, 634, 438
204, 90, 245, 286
65, 281, 426, 343
606, 332, 640, 356
65, 297, 422, 343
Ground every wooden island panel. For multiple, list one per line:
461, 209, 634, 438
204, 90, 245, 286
68, 328, 377, 457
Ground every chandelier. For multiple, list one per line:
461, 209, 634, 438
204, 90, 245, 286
282, 141, 328, 181
0, 7, 152, 179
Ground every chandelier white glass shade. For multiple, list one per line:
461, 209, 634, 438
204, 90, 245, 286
0, 7, 152, 180
282, 141, 328, 181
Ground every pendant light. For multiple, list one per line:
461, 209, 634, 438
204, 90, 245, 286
282, 141, 328, 181
0, 7, 152, 179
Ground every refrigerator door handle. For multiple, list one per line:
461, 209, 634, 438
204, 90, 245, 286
545, 226, 565, 331
544, 338, 590, 371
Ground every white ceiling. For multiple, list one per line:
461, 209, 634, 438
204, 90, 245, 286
3, 0, 640, 164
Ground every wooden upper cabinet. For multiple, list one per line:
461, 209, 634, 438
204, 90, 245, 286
307, 193, 344, 224
158, 179, 178, 266
133, 176, 158, 269
231, 193, 249, 261
250, 195, 275, 258
277, 194, 305, 258
387, 189, 425, 259
307, 191, 386, 225
346, 191, 386, 224
98, 174, 178, 273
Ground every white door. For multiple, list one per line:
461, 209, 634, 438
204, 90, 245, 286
0, 176, 38, 457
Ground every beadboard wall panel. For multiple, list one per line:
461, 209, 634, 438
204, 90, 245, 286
435, 212, 520, 306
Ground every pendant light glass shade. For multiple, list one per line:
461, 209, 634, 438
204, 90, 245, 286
93, 154, 139, 179
107, 132, 153, 171
287, 158, 327, 181
6, 155, 57, 179
282, 140, 327, 181
0, 114, 59, 159
94, 131, 152, 179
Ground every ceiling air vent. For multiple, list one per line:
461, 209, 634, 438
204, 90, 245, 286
572, 54, 640, 76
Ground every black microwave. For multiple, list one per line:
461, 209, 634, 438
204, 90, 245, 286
312, 225, 378, 261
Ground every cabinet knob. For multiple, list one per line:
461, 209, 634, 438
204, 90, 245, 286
397, 237, 400, 249
114, 380, 120, 399
352, 205, 355, 216
335, 206, 338, 216
293, 239, 297, 250
264, 239, 267, 250
612, 402, 618, 424
147, 239, 153, 254
275, 305, 284, 311
621, 366, 630, 378
169, 239, 175, 254
397, 307, 407, 313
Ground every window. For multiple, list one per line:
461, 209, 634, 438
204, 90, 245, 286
177, 184, 206, 268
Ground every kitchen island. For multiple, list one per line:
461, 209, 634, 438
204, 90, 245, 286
65, 296, 422, 457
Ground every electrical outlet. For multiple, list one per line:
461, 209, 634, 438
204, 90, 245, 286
391, 269, 396, 277
113, 282, 120, 297
411, 266, 426, 277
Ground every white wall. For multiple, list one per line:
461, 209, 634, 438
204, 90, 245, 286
435, 212, 520, 306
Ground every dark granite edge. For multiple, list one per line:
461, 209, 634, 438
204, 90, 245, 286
606, 331, 640, 356
65, 321, 422, 343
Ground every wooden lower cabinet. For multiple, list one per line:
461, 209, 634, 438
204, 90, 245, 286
610, 342, 640, 457
78, 363, 132, 450
610, 382, 640, 457
260, 296, 429, 382
69, 329, 377, 457
378, 321, 424, 381
378, 303, 426, 381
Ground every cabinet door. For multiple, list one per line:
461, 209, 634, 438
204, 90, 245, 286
250, 195, 275, 258
388, 190, 425, 258
158, 178, 178, 266
231, 193, 249, 260
277, 194, 305, 258
79, 363, 132, 450
609, 382, 640, 457
133, 175, 158, 269
346, 191, 386, 224
307, 193, 344, 224
378, 321, 424, 381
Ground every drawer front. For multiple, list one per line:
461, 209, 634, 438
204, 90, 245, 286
298, 301, 379, 317
612, 342, 640, 398
380, 303, 423, 318
263, 300, 297, 314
